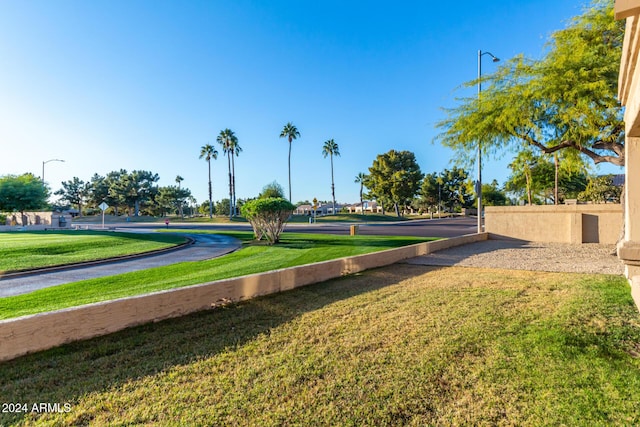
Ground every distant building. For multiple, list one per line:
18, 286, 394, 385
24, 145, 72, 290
346, 201, 383, 213
294, 203, 345, 216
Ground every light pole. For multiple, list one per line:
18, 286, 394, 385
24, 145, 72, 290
477, 50, 499, 233
42, 159, 65, 182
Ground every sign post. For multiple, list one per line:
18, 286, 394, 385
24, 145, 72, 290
99, 202, 109, 229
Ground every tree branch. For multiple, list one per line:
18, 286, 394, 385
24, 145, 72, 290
516, 132, 624, 166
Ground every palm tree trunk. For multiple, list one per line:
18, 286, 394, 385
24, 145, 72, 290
359, 184, 364, 216
231, 152, 236, 217
330, 154, 336, 215
288, 140, 292, 201
227, 154, 232, 219
207, 160, 213, 218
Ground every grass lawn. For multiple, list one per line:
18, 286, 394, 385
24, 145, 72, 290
1, 265, 638, 425
0, 230, 186, 272
0, 232, 434, 319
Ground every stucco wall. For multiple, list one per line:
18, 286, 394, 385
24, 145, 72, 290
4, 211, 72, 227
0, 233, 487, 362
485, 204, 623, 244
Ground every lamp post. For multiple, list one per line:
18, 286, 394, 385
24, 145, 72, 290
477, 50, 499, 233
42, 159, 65, 182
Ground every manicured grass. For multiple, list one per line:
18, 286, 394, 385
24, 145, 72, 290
0, 232, 434, 319
0, 230, 186, 272
1, 266, 638, 425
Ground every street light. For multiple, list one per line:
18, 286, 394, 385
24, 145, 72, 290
477, 50, 499, 233
42, 159, 65, 182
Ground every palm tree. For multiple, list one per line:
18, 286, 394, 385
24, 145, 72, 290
229, 138, 242, 217
354, 172, 367, 216
322, 139, 340, 215
199, 145, 218, 218
175, 175, 184, 218
279, 122, 300, 201
217, 128, 236, 219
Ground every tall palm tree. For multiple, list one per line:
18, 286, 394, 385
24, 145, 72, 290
279, 122, 300, 201
175, 175, 184, 218
199, 145, 218, 218
229, 138, 242, 217
322, 139, 340, 215
354, 172, 367, 216
217, 128, 236, 219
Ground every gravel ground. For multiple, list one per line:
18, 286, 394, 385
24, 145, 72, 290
403, 239, 624, 275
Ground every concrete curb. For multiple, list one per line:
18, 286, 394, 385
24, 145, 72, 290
0, 232, 488, 362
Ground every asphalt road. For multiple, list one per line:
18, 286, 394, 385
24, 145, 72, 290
0, 216, 477, 297
107, 216, 478, 238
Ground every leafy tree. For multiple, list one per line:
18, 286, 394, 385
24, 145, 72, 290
215, 198, 231, 217
505, 151, 541, 205
259, 181, 285, 199
55, 177, 91, 216
199, 200, 215, 216
241, 197, 295, 244
0, 173, 49, 215
435, 0, 624, 169
322, 139, 340, 215
199, 144, 218, 219
155, 185, 192, 216
438, 167, 474, 211
366, 150, 423, 217
280, 122, 300, 201
482, 180, 507, 206
110, 170, 159, 216
578, 175, 622, 203
88, 170, 125, 215
506, 152, 588, 204
419, 172, 441, 213
354, 172, 367, 215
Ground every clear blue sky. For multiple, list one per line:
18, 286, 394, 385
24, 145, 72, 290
0, 0, 623, 205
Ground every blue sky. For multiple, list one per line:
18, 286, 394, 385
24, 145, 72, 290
0, 0, 624, 205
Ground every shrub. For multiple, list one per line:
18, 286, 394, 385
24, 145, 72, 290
240, 197, 295, 244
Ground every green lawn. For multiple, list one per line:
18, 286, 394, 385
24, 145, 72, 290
0, 232, 434, 319
0, 230, 186, 272
1, 265, 638, 425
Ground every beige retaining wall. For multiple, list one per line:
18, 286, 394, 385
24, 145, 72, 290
0, 233, 487, 362
485, 204, 623, 244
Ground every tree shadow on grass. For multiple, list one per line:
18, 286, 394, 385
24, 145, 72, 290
0, 264, 440, 426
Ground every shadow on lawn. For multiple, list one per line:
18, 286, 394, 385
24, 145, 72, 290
0, 264, 440, 425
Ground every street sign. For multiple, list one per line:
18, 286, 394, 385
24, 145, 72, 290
99, 202, 109, 229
